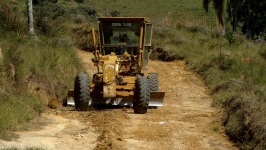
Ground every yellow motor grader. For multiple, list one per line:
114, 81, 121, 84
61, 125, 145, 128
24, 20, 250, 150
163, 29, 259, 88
67, 17, 165, 114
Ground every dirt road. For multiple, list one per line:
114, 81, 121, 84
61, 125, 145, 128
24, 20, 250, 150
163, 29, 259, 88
0, 50, 238, 150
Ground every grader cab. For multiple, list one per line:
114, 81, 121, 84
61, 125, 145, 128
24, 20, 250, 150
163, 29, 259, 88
68, 17, 165, 114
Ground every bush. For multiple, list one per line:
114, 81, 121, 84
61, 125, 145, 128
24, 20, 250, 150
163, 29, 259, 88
34, 1, 66, 35
259, 45, 266, 60
224, 31, 236, 45
187, 25, 209, 34
75, 0, 84, 3
222, 86, 266, 149
110, 10, 120, 17
72, 27, 94, 51
69, 6, 97, 19
0, 3, 22, 34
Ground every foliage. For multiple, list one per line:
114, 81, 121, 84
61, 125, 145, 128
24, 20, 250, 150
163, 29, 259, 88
224, 31, 236, 45
202, 0, 211, 12
240, 0, 266, 39
0, 3, 22, 34
0, 2, 85, 140
0, 92, 45, 140
259, 44, 266, 60
74, 0, 84, 3
69, 6, 97, 19
202, 0, 225, 28
153, 15, 266, 147
33, 0, 58, 5
33, 1, 66, 35
110, 10, 120, 17
204, 0, 266, 39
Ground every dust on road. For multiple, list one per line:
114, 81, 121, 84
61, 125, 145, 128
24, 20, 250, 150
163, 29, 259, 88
0, 50, 238, 150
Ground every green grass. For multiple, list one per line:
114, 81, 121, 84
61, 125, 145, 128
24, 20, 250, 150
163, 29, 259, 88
0, 92, 45, 140
0, 1, 86, 140
153, 18, 266, 149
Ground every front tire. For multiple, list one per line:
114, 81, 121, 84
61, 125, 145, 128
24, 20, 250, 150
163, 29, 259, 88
134, 76, 150, 114
74, 74, 90, 111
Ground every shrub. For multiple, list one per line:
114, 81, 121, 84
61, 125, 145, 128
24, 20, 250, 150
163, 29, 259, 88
75, 0, 84, 3
187, 25, 209, 34
0, 3, 22, 34
110, 10, 120, 17
224, 31, 236, 45
33, 1, 66, 35
259, 45, 266, 60
72, 27, 94, 51
69, 6, 97, 19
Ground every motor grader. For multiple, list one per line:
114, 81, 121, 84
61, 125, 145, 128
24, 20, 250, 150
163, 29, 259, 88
67, 17, 165, 114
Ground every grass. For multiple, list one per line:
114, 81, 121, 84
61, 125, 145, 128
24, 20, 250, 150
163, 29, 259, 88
152, 16, 266, 149
0, 1, 86, 140
0, 92, 44, 140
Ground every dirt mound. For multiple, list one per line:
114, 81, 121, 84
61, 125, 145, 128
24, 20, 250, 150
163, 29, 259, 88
149, 47, 183, 62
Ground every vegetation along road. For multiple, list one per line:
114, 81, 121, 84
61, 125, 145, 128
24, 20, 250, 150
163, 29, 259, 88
0, 50, 238, 150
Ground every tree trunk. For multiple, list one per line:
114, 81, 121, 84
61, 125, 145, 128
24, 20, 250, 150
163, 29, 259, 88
27, 0, 38, 40
247, 0, 250, 31
214, 0, 225, 33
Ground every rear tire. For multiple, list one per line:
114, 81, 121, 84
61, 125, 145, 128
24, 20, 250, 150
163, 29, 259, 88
147, 72, 159, 109
147, 72, 159, 91
74, 74, 90, 111
134, 76, 150, 114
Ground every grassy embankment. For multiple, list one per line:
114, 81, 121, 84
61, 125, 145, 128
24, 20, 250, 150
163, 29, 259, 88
0, 1, 86, 141
152, 7, 266, 150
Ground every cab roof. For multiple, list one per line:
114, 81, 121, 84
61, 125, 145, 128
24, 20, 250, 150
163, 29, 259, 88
98, 17, 149, 23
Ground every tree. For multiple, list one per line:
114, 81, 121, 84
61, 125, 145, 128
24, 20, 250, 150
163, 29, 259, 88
203, 0, 225, 32
240, 0, 266, 39
203, 0, 266, 39
27, 0, 38, 40
226, 0, 243, 32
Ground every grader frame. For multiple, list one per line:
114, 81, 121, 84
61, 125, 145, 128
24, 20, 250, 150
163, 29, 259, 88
68, 17, 165, 114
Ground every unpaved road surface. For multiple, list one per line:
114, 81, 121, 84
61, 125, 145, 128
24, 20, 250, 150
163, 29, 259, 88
0, 50, 238, 150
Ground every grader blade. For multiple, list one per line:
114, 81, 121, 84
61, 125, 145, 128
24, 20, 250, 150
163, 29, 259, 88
149, 92, 165, 106
90, 94, 134, 106
66, 97, 75, 106
66, 91, 165, 107
66, 96, 134, 106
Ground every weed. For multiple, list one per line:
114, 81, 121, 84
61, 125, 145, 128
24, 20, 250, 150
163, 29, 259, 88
259, 46, 266, 60
110, 10, 120, 17
224, 31, 236, 45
